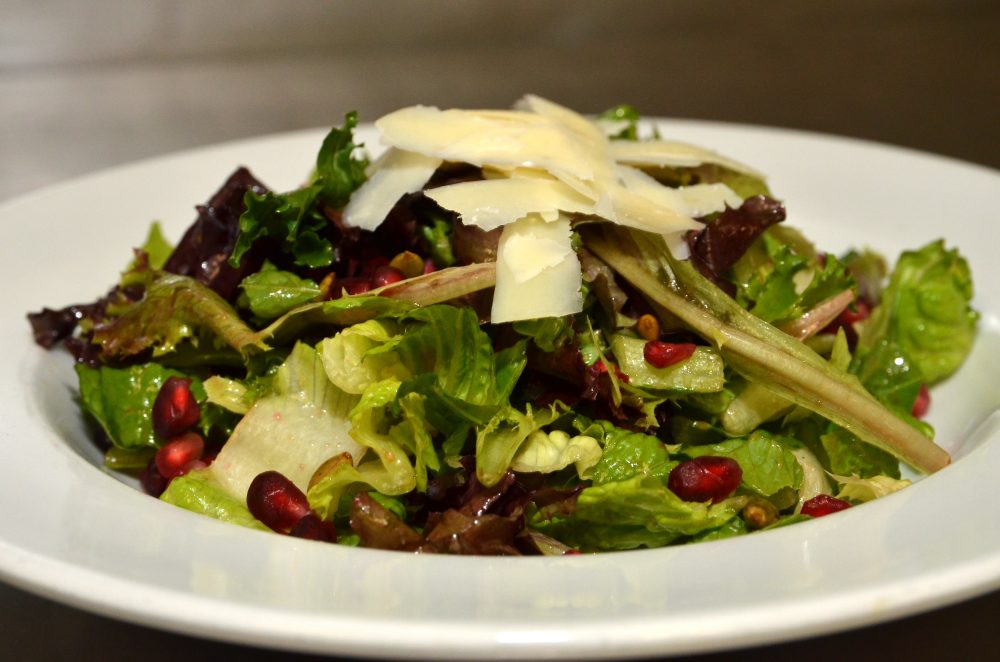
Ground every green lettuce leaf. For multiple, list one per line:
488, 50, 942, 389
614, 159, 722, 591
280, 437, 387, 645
239, 264, 321, 321
160, 470, 269, 531
735, 233, 855, 324
855, 239, 977, 387
831, 472, 911, 502
318, 318, 410, 395
598, 104, 641, 141
314, 111, 369, 207
574, 418, 677, 484
510, 429, 602, 478
137, 221, 173, 270
513, 316, 573, 352
684, 431, 803, 499
306, 379, 419, 519
819, 425, 901, 479
418, 215, 456, 268
230, 186, 334, 268
229, 113, 367, 268
476, 404, 565, 487
202, 375, 251, 414
394, 306, 527, 432
204, 343, 363, 500
76, 363, 186, 449
91, 274, 259, 361
531, 476, 744, 551
691, 516, 748, 542
610, 334, 724, 392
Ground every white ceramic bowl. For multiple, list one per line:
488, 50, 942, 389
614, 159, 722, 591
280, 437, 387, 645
2, 122, 998, 659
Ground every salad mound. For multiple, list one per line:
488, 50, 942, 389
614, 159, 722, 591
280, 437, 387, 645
28, 97, 978, 555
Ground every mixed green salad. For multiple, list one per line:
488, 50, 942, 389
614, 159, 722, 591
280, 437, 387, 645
28, 97, 977, 554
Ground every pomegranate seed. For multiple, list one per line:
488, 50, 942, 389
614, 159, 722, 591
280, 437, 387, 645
422, 258, 437, 275
371, 265, 405, 287
154, 432, 205, 479
247, 471, 312, 532
668, 456, 742, 503
801, 494, 852, 517
839, 299, 871, 325
152, 376, 201, 439
643, 341, 697, 369
289, 513, 336, 542
911, 384, 931, 418
821, 299, 871, 340
340, 277, 372, 295
360, 255, 389, 277
140, 459, 168, 497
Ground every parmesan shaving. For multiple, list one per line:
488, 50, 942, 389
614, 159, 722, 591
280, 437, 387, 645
343, 148, 442, 231
375, 105, 598, 182
425, 178, 594, 232
616, 165, 741, 217
609, 139, 764, 177
491, 214, 583, 323
348, 96, 760, 321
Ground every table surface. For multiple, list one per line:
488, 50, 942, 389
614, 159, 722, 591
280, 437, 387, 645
2, 2, 999, 660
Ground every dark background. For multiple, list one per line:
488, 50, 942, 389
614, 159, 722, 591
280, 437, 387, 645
2, 1, 999, 660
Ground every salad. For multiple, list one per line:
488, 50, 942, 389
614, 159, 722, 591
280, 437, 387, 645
27, 96, 977, 555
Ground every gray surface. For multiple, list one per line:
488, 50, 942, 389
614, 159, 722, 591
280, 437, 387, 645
3, 1, 1000, 660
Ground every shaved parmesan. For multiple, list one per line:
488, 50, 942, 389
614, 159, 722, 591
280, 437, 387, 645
515, 94, 616, 193
491, 215, 582, 323
352, 97, 765, 323
502, 230, 573, 283
517, 95, 609, 154
343, 148, 442, 230
425, 178, 595, 232
376, 105, 599, 182
602, 183, 703, 235
616, 165, 741, 217
609, 139, 764, 177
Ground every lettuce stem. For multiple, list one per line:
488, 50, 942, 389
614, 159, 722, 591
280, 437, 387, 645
584, 226, 950, 474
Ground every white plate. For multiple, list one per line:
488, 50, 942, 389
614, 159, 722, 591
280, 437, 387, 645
2, 123, 999, 660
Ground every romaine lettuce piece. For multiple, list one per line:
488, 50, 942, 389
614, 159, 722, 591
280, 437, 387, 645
204, 343, 363, 500
531, 476, 744, 551
574, 418, 678, 484
610, 334, 724, 392
854, 239, 977, 389
685, 431, 803, 499
476, 404, 565, 487
510, 429, 602, 478
831, 473, 911, 502
818, 425, 901, 479
160, 470, 269, 531
318, 318, 409, 394
306, 380, 419, 520
394, 306, 527, 432
76, 362, 214, 449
